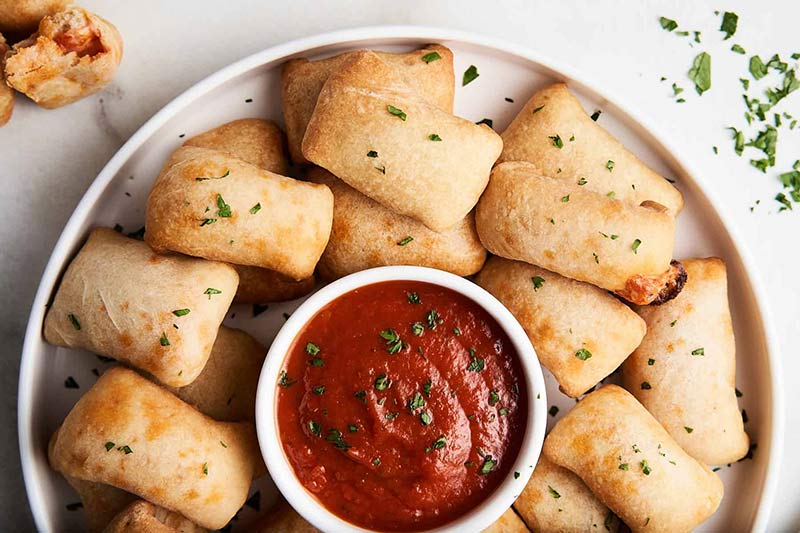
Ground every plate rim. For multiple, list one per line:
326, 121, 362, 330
17, 25, 784, 532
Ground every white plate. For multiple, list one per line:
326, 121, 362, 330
18, 26, 783, 532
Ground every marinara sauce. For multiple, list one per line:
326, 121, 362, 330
276, 281, 527, 531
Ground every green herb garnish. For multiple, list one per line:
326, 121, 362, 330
632, 239, 642, 254
380, 329, 405, 354
659, 17, 678, 32
691, 347, 705, 356
719, 12, 738, 40
462, 65, 479, 86
387, 105, 407, 121
641, 382, 652, 390
68, 313, 81, 331
397, 236, 413, 246
375, 373, 391, 391
688, 52, 712, 95
550, 135, 564, 148
531, 276, 545, 291
159, 332, 170, 346
249, 203, 261, 215
575, 348, 592, 361
422, 51, 441, 63
428, 133, 442, 141
203, 288, 221, 299
172, 308, 190, 317
195, 170, 229, 182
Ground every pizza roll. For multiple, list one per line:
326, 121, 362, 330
145, 145, 333, 280
48, 368, 261, 530
168, 326, 266, 422
282, 43, 454, 164
255, 499, 320, 532
183, 118, 288, 176
43, 228, 237, 387
104, 500, 205, 533
65, 477, 137, 532
0, 33, 13, 127
4, 6, 123, 108
623, 258, 749, 464
0, 0, 68, 34
476, 162, 684, 305
482, 508, 530, 533
543, 385, 723, 533
309, 167, 486, 280
302, 50, 502, 232
513, 456, 619, 533
232, 264, 315, 303
499, 83, 683, 215
475, 256, 645, 397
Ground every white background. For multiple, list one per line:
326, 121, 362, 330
0, 1, 798, 530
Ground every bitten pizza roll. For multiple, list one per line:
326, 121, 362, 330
145, 145, 333, 280
282, 44, 454, 164
43, 228, 237, 387
482, 508, 530, 533
309, 168, 487, 279
513, 456, 619, 533
0, 0, 68, 34
0, 33, 13, 127
302, 50, 502, 232
475, 257, 645, 397
544, 385, 723, 533
4, 6, 123, 109
48, 368, 261, 530
183, 118, 288, 176
499, 83, 683, 215
622, 258, 749, 465
476, 162, 684, 305
168, 326, 266, 422
232, 264, 315, 303
104, 500, 205, 533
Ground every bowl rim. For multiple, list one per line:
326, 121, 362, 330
255, 265, 548, 533
18, 25, 783, 532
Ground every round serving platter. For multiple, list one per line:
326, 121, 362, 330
18, 26, 783, 532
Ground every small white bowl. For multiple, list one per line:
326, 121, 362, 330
255, 266, 548, 532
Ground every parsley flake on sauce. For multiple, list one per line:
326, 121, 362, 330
375, 373, 391, 391
277, 370, 296, 388
380, 329, 406, 354
354, 390, 367, 403
411, 322, 425, 337
420, 411, 432, 426
684, 426, 694, 433
202, 462, 208, 475
561, 194, 570, 202
489, 390, 500, 406
426, 310, 442, 329
387, 105, 407, 121
423, 379, 432, 397
467, 349, 485, 372
309, 421, 321, 436
432, 435, 447, 450
480, 456, 497, 474
308, 357, 324, 367
422, 51, 441, 63
407, 292, 421, 304
326, 429, 350, 451
312, 385, 325, 395
462, 65, 479, 86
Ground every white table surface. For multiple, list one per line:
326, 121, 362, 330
1, 1, 798, 530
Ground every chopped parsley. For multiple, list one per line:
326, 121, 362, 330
591, 110, 602, 121
375, 373, 391, 391
104, 441, 115, 451
550, 135, 564, 149
312, 385, 325, 395
467, 348, 485, 372
688, 52, 711, 95
202, 462, 208, 475
531, 105, 545, 115
249, 203, 261, 215
659, 16, 678, 32
578, 177, 588, 185
720, 11, 738, 40
380, 329, 406, 354
640, 460, 652, 475
684, 426, 694, 433
691, 347, 705, 356
632, 239, 642, 254
407, 292, 421, 304
606, 160, 615, 172
489, 390, 500, 406
385, 412, 399, 420
731, 44, 746, 54
68, 313, 81, 331
531, 276, 545, 291
619, 463, 629, 471
407, 392, 425, 412
216, 194, 232, 217
548, 405, 559, 417
326, 429, 350, 451
159, 332, 170, 347
462, 65, 479, 86
397, 236, 414, 246
561, 194, 570, 202
641, 381, 652, 390
480, 455, 496, 474
432, 435, 447, 450
411, 322, 425, 336
648, 358, 655, 366
426, 310, 442, 329
422, 51, 441, 63
354, 390, 367, 403
367, 150, 378, 158
476, 118, 493, 128
203, 288, 221, 299
305, 342, 320, 355
308, 357, 324, 367
548, 485, 561, 498
423, 378, 432, 397
420, 411, 432, 426
278, 370, 296, 388
309, 421, 321, 436
172, 308, 190, 317
387, 105, 407, 121
195, 170, 229, 182
428, 133, 443, 141
199, 218, 216, 227
575, 348, 592, 361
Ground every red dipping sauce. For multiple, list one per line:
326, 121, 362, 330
276, 281, 527, 531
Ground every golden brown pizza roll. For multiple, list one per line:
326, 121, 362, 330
513, 456, 619, 533
183, 118, 288, 176
4, 6, 123, 109
168, 326, 266, 422
282, 43, 454, 164
309, 167, 487, 279
103, 499, 205, 533
231, 264, 315, 303
0, 0, 68, 34
48, 367, 261, 530
65, 477, 137, 533
499, 83, 683, 215
43, 228, 237, 387
475, 256, 645, 397
622, 258, 749, 465
145, 145, 333, 280
482, 508, 530, 533
476, 162, 683, 305
0, 33, 13, 127
544, 385, 723, 533
302, 50, 502, 232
